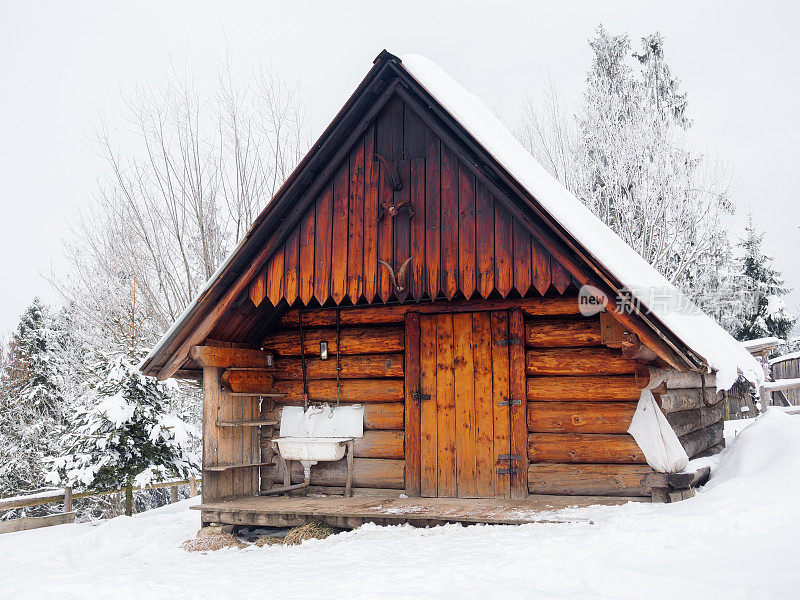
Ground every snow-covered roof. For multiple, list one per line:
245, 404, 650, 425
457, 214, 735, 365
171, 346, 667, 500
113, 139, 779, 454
741, 337, 783, 350
401, 54, 764, 391
770, 350, 800, 365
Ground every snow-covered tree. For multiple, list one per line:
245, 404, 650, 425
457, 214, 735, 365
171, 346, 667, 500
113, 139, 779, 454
733, 216, 796, 341
49, 352, 198, 516
0, 299, 82, 518
520, 26, 736, 309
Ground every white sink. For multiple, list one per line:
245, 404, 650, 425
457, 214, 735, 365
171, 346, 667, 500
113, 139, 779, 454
275, 437, 351, 463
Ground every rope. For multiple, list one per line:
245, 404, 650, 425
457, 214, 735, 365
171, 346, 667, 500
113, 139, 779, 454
299, 310, 309, 411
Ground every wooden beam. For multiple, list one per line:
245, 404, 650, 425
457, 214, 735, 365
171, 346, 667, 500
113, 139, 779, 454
190, 346, 274, 369
221, 370, 275, 394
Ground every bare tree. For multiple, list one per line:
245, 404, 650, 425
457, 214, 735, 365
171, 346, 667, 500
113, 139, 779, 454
54, 57, 308, 351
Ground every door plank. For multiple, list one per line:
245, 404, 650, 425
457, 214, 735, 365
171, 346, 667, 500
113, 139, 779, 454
419, 315, 438, 497
472, 312, 496, 497
435, 314, 457, 496
508, 309, 529, 499
453, 313, 477, 498
490, 312, 512, 498
404, 313, 421, 496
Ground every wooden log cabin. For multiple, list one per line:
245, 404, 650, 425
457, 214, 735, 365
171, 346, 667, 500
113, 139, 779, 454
140, 51, 763, 527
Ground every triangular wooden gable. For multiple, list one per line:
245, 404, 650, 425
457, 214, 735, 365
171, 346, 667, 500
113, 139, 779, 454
247, 95, 575, 309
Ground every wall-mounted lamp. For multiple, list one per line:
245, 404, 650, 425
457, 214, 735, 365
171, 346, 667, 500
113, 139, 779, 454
319, 341, 329, 360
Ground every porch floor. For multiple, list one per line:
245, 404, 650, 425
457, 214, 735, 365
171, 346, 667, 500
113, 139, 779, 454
193, 493, 647, 528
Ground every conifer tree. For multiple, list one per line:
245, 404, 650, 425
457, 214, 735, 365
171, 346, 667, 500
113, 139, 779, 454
734, 217, 796, 341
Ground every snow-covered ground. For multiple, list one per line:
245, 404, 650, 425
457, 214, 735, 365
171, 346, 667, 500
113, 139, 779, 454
1, 410, 798, 600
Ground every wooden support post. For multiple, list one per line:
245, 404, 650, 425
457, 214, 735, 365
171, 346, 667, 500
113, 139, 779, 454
63, 487, 72, 513
124, 482, 133, 516
346, 440, 355, 498
189, 477, 198, 497
169, 485, 179, 504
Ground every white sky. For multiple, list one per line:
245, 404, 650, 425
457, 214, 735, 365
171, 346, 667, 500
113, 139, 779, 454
1, 1, 798, 333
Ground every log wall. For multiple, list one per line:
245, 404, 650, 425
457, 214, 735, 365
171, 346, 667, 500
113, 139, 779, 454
524, 313, 651, 497
259, 319, 407, 491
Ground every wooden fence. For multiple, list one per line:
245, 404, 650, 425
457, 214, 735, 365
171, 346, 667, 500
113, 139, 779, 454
0, 477, 200, 535
770, 355, 800, 406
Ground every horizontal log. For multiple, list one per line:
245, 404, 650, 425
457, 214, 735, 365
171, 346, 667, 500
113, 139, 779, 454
274, 458, 405, 489
354, 431, 404, 459
270, 379, 404, 403
527, 433, 645, 464
679, 423, 724, 458
262, 326, 404, 356
667, 466, 711, 490
527, 402, 637, 434
273, 354, 404, 380
665, 404, 725, 438
694, 442, 725, 459
526, 376, 642, 401
280, 297, 583, 327
526, 347, 635, 376
264, 402, 405, 430
620, 333, 659, 363
221, 370, 274, 394
527, 463, 656, 496
189, 346, 274, 369
646, 368, 717, 390
657, 388, 724, 413
525, 318, 602, 348
0, 512, 76, 534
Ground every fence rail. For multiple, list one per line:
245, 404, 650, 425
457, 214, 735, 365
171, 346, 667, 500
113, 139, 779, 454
0, 477, 200, 534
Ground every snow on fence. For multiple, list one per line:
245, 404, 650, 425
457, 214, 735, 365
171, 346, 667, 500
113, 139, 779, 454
0, 477, 200, 535
770, 354, 800, 406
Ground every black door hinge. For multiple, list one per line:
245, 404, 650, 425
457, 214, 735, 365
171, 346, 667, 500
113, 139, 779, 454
495, 337, 521, 347
410, 391, 431, 401
498, 454, 522, 461
496, 398, 522, 407
498, 467, 521, 475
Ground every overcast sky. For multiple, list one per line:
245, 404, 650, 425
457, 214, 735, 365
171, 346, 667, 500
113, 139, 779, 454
1, 1, 798, 333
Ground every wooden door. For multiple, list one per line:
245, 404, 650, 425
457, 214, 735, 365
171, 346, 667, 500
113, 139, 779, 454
413, 310, 526, 499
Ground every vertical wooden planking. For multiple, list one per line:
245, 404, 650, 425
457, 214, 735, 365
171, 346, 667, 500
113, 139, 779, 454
283, 227, 300, 304
266, 245, 284, 307
458, 162, 476, 299
513, 221, 532, 297
347, 137, 366, 302
202, 367, 221, 502
490, 312, 511, 498
249, 269, 266, 308
330, 162, 350, 304
494, 201, 514, 297
453, 313, 477, 498
435, 314, 457, 497
419, 315, 438, 496
424, 127, 441, 299
551, 257, 571, 294
472, 312, 495, 498
406, 107, 426, 302
404, 313, 421, 496
392, 102, 411, 303
475, 183, 495, 298
363, 126, 379, 303
313, 185, 333, 304
508, 309, 529, 499
376, 102, 396, 303
440, 144, 459, 300
409, 157, 426, 301
532, 239, 551, 295
299, 206, 316, 305
215, 377, 234, 498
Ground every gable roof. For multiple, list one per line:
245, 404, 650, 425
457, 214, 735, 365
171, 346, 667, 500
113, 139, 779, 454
140, 50, 763, 391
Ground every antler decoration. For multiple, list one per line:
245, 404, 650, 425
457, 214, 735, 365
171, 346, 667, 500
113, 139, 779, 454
373, 153, 403, 191
379, 257, 413, 292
